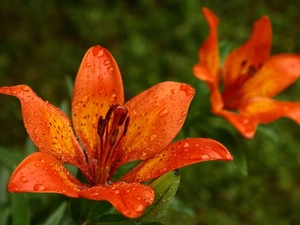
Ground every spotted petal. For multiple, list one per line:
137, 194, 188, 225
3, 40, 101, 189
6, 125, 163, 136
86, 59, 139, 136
240, 97, 300, 125
121, 138, 233, 183
8, 152, 86, 197
222, 15, 272, 94
0, 85, 87, 170
121, 82, 195, 163
233, 54, 300, 105
79, 182, 154, 218
72, 46, 124, 163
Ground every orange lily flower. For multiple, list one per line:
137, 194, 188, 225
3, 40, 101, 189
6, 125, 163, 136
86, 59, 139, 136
193, 8, 300, 139
0, 46, 233, 218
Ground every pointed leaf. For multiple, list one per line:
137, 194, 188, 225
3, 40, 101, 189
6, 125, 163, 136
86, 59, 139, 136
11, 193, 30, 225
43, 201, 68, 225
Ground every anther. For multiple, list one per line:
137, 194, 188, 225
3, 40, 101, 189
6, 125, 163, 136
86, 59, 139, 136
123, 117, 130, 136
110, 128, 119, 146
105, 104, 115, 120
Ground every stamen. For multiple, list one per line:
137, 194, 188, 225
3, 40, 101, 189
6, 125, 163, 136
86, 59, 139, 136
110, 128, 119, 146
123, 117, 130, 136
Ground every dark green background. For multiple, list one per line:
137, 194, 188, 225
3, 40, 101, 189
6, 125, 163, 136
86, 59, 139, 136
0, 0, 300, 224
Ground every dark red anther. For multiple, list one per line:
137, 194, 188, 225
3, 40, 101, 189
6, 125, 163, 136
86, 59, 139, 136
123, 117, 130, 136
105, 104, 115, 120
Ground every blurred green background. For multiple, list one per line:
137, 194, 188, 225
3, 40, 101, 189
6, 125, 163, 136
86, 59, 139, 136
1, 0, 300, 224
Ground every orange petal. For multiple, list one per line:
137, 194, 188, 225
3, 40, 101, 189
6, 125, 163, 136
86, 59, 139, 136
222, 15, 272, 102
72, 46, 124, 162
121, 138, 233, 183
8, 152, 86, 197
122, 82, 195, 163
79, 182, 154, 218
0, 85, 87, 170
214, 109, 258, 139
193, 7, 220, 82
233, 54, 300, 104
240, 97, 300, 125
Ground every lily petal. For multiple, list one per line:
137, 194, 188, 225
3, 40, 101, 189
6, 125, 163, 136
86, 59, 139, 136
72, 46, 124, 162
234, 54, 300, 104
240, 97, 300, 125
0, 85, 87, 170
8, 152, 86, 197
222, 15, 272, 101
121, 138, 233, 183
193, 7, 220, 84
214, 109, 258, 139
79, 182, 154, 218
122, 82, 195, 163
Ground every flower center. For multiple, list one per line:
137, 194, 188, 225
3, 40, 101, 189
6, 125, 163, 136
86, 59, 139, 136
95, 104, 130, 185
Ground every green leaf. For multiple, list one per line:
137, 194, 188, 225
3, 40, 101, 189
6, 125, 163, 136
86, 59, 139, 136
0, 147, 23, 171
11, 193, 30, 225
138, 171, 180, 224
43, 201, 68, 225
70, 198, 113, 223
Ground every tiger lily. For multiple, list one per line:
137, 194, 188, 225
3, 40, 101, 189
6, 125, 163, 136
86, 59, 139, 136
193, 8, 300, 139
0, 45, 233, 218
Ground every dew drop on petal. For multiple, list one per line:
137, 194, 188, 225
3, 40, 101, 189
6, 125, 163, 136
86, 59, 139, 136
113, 189, 120, 195
33, 184, 47, 191
21, 86, 30, 92
139, 151, 148, 160
93, 47, 104, 58
171, 89, 179, 94
40, 159, 45, 164
180, 84, 194, 97
181, 111, 187, 116
26, 118, 31, 123
152, 93, 158, 99
85, 62, 92, 68
35, 163, 40, 167
131, 109, 138, 116
150, 134, 156, 141
107, 66, 114, 74
177, 119, 183, 124
103, 60, 110, 66
110, 93, 117, 102
33, 128, 39, 134
34, 112, 39, 117
159, 108, 168, 117
19, 176, 28, 183
152, 100, 159, 107
82, 95, 89, 102
134, 204, 145, 213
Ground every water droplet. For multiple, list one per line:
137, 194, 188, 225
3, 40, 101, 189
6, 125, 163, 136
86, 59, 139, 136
103, 60, 110, 66
35, 163, 40, 167
159, 108, 168, 117
181, 111, 187, 116
98, 76, 103, 80
152, 93, 158, 99
86, 62, 92, 68
131, 109, 138, 116
152, 100, 159, 107
91, 68, 95, 73
82, 95, 89, 102
134, 204, 145, 213
20, 176, 28, 183
33, 184, 47, 191
26, 118, 31, 123
33, 128, 39, 134
40, 159, 45, 164
43, 166, 48, 170
177, 119, 183, 124
34, 137, 40, 142
110, 93, 117, 102
107, 66, 114, 74
139, 151, 148, 160
113, 189, 120, 195
21, 86, 30, 92
150, 134, 156, 141
180, 84, 194, 97
171, 89, 178, 94
93, 47, 104, 57
34, 112, 39, 117
184, 142, 190, 148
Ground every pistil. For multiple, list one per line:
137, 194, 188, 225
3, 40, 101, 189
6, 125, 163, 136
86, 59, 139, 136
95, 104, 130, 185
